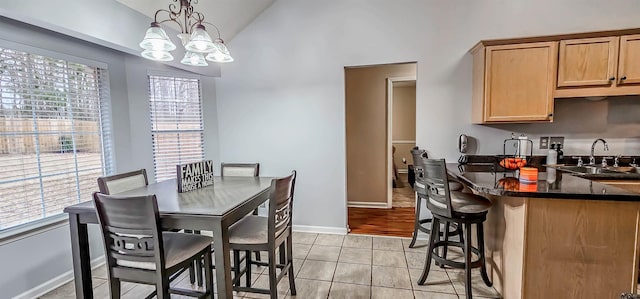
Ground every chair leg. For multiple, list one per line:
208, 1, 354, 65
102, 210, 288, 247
184, 230, 197, 284
286, 235, 297, 296
477, 222, 493, 287
409, 195, 423, 248
441, 221, 450, 269
268, 248, 278, 299
418, 217, 440, 285
457, 223, 465, 244
109, 278, 121, 299
233, 250, 241, 287
203, 249, 214, 299
196, 257, 204, 287
255, 250, 262, 262
464, 222, 473, 299
279, 243, 286, 266
156, 275, 170, 299
246, 250, 253, 287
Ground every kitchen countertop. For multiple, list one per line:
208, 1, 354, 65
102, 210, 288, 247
448, 163, 640, 201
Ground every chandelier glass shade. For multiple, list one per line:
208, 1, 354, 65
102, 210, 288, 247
141, 50, 174, 61
181, 51, 208, 66
139, 0, 233, 66
205, 39, 234, 63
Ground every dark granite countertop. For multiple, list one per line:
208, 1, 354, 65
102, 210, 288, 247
448, 163, 640, 201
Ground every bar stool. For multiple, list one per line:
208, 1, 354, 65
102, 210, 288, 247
417, 158, 492, 299
408, 148, 463, 249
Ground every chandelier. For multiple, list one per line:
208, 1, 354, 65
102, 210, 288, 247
139, 0, 233, 66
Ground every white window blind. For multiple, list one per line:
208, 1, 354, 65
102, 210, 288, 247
148, 75, 204, 182
0, 46, 113, 231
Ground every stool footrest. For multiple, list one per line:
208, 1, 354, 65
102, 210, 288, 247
430, 240, 483, 270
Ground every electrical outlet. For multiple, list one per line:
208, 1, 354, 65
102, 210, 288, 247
539, 137, 550, 149
550, 136, 565, 148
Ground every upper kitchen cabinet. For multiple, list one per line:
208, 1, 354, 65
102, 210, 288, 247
472, 42, 558, 123
618, 34, 640, 85
557, 37, 619, 88
555, 34, 640, 98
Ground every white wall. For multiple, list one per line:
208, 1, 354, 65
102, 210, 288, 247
215, 0, 640, 231
0, 16, 220, 297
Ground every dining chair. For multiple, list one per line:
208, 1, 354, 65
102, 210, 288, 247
97, 169, 148, 195
93, 192, 214, 299
221, 163, 260, 177
97, 169, 200, 285
408, 148, 464, 249
229, 171, 297, 299
221, 162, 263, 262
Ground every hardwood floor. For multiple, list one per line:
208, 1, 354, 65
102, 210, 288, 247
348, 207, 415, 237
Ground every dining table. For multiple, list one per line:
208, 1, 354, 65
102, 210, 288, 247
63, 176, 274, 299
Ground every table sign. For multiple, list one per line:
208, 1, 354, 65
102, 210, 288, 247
177, 160, 215, 192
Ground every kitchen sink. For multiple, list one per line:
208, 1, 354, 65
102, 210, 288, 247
550, 165, 640, 179
605, 166, 639, 173
555, 165, 620, 175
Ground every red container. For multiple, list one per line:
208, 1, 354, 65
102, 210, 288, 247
519, 167, 538, 184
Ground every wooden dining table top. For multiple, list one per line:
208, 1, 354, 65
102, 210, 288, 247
64, 176, 274, 216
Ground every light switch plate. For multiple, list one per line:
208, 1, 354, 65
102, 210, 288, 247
540, 137, 550, 149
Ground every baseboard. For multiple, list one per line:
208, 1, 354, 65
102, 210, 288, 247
347, 201, 389, 209
293, 225, 348, 235
13, 257, 105, 299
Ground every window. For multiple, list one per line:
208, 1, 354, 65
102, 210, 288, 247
0, 45, 113, 231
148, 75, 204, 182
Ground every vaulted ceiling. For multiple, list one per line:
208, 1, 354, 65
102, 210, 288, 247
115, 0, 276, 42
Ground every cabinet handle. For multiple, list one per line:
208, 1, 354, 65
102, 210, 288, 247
621, 76, 627, 81
609, 77, 616, 81
548, 113, 553, 117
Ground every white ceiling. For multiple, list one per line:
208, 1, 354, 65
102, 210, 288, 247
115, 0, 275, 42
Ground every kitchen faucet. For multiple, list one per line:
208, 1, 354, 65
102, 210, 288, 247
589, 138, 609, 165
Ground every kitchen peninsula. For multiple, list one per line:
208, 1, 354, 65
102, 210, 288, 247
448, 163, 640, 299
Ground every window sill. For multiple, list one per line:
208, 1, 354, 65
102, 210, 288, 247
0, 214, 69, 246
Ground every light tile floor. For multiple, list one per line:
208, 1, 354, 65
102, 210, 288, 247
39, 233, 500, 299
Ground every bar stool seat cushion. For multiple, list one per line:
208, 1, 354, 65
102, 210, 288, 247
450, 191, 491, 214
229, 216, 268, 245
428, 191, 491, 215
116, 232, 213, 270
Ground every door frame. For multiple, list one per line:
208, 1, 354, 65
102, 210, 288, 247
386, 76, 417, 208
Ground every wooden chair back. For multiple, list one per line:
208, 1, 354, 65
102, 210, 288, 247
421, 159, 454, 218
97, 169, 148, 195
221, 163, 260, 177
268, 171, 296, 241
93, 192, 166, 275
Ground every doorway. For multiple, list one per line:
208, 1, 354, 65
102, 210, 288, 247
388, 78, 416, 209
344, 62, 417, 237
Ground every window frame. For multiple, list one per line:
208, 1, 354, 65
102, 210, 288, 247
0, 39, 113, 241
147, 71, 205, 183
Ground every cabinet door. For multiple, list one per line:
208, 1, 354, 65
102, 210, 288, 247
618, 34, 640, 85
557, 37, 619, 87
484, 42, 558, 122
